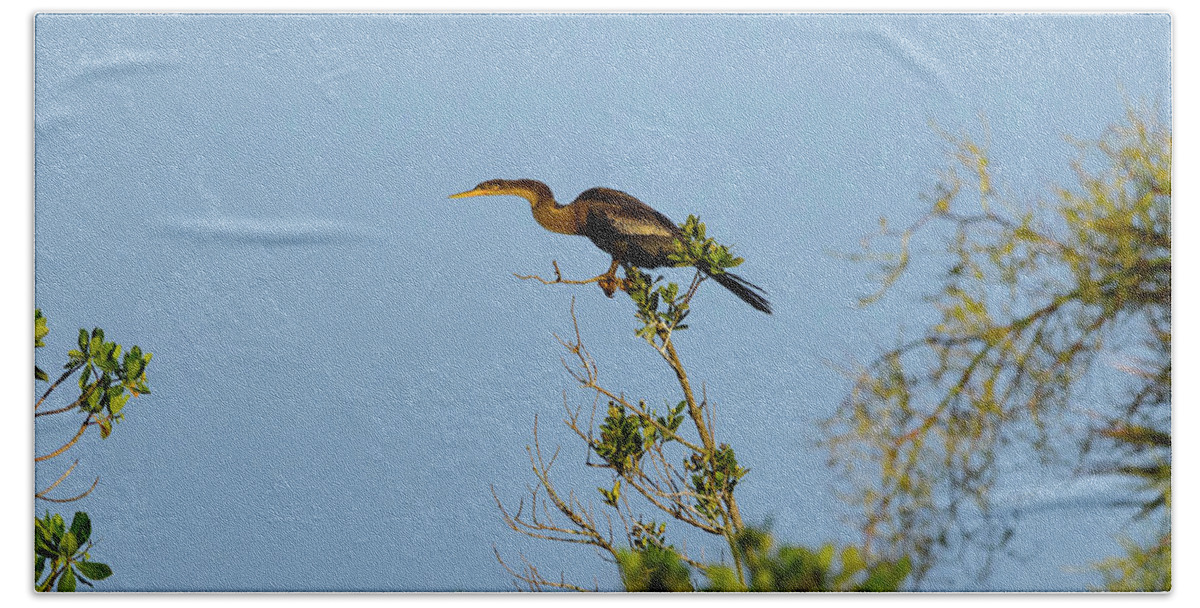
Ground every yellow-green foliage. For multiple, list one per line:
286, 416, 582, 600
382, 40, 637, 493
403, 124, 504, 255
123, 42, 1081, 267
827, 108, 1170, 584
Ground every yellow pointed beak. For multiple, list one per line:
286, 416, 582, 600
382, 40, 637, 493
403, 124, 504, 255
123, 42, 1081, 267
449, 188, 487, 199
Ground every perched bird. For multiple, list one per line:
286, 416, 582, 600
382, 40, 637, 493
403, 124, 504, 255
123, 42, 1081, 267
449, 179, 771, 314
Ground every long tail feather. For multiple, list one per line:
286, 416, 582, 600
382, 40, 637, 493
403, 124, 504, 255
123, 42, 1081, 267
706, 270, 772, 314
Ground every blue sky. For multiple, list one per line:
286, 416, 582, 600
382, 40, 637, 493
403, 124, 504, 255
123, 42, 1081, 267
29, 10, 1171, 593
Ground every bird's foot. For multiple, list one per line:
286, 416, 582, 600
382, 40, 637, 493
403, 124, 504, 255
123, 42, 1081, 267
597, 275, 633, 298
598, 273, 621, 298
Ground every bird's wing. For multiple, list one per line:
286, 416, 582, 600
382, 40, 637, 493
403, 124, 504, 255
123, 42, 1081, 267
575, 188, 680, 239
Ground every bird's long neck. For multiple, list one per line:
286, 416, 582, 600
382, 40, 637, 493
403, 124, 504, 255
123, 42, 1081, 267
524, 191, 579, 235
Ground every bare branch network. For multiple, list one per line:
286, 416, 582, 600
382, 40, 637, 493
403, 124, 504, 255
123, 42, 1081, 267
494, 265, 746, 590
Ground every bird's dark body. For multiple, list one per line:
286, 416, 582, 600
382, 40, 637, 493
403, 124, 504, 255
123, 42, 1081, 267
575, 187, 682, 269
572, 187, 771, 314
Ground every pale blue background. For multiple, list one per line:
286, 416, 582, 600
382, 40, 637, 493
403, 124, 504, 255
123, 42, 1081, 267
34, 13, 1170, 591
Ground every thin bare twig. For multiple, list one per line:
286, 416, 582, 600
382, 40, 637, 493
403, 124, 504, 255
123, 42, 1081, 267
34, 414, 93, 463
493, 546, 596, 592
36, 469, 100, 504
515, 260, 606, 287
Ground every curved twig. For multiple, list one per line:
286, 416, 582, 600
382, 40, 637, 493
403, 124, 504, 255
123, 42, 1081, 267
35, 381, 101, 418
34, 415, 92, 462
37, 472, 100, 503
35, 459, 80, 498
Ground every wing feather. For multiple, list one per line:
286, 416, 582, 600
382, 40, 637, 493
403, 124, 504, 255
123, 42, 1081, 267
574, 188, 681, 267
575, 188, 679, 236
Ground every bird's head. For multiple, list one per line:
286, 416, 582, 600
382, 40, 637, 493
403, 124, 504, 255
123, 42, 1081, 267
449, 179, 553, 204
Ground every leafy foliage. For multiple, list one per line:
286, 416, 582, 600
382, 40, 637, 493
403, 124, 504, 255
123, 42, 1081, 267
1093, 535, 1170, 592
68, 327, 153, 438
826, 109, 1170, 585
34, 512, 113, 592
616, 545, 695, 592
35, 310, 153, 591
669, 214, 745, 274
595, 402, 648, 476
626, 214, 749, 343
615, 527, 910, 592
627, 269, 690, 342
686, 443, 748, 524
733, 527, 911, 592
35, 309, 49, 381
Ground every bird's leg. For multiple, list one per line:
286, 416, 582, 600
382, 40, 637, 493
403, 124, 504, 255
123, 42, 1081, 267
596, 259, 622, 298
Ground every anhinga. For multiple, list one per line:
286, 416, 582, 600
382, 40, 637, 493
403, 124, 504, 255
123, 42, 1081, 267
449, 179, 771, 314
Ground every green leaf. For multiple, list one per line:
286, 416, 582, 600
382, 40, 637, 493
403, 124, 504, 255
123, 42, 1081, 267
123, 353, 141, 378
69, 512, 91, 547
840, 545, 865, 577
86, 387, 102, 412
598, 479, 622, 508
36, 366, 49, 382
817, 543, 835, 572
60, 531, 78, 557
97, 357, 119, 373
75, 562, 113, 581
35, 309, 48, 348
34, 518, 56, 550
703, 564, 745, 592
617, 546, 694, 592
109, 393, 129, 416
35, 556, 46, 583
78, 329, 88, 352
57, 564, 76, 592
